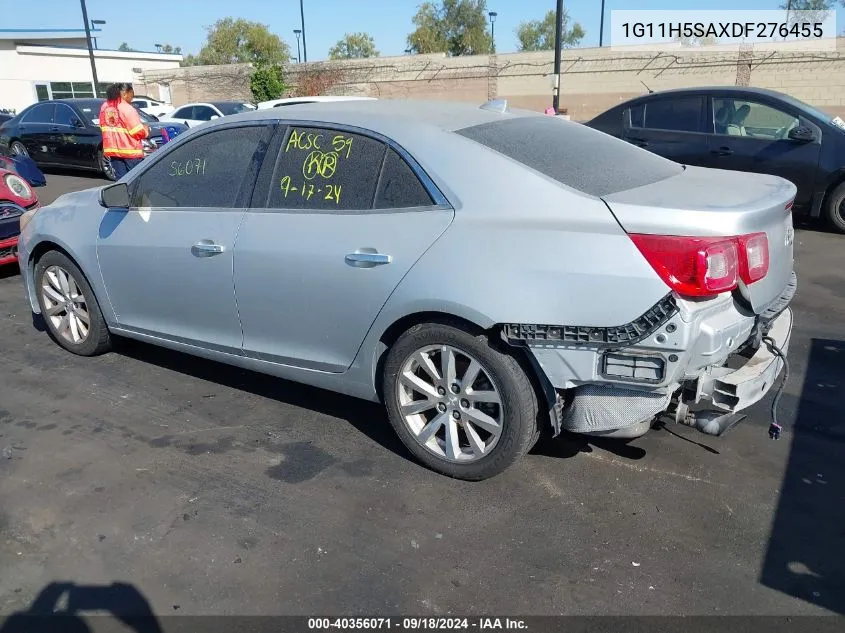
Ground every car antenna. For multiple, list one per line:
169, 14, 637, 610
641, 81, 654, 94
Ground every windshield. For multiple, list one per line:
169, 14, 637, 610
213, 102, 256, 116
80, 101, 158, 125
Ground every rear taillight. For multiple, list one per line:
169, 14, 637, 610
631, 232, 769, 298
737, 232, 769, 284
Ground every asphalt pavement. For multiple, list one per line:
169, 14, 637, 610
0, 173, 843, 617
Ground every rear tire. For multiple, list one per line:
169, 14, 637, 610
382, 321, 539, 480
824, 181, 845, 234
34, 250, 112, 356
10, 141, 28, 157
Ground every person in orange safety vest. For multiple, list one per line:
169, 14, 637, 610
99, 82, 149, 180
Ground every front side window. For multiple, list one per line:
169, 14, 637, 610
713, 98, 800, 139
639, 97, 704, 133
214, 103, 255, 116
192, 106, 217, 121
171, 106, 193, 120
130, 125, 269, 208
266, 126, 386, 211
54, 105, 80, 127
23, 104, 55, 124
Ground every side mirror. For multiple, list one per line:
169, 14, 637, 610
209, 115, 220, 120
788, 126, 816, 143
72, 118, 85, 128
100, 182, 130, 208
148, 114, 160, 122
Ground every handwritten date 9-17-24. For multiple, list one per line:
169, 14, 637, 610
281, 175, 342, 204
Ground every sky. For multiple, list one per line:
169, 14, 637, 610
3, 0, 843, 60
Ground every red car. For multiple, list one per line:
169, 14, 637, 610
0, 166, 39, 266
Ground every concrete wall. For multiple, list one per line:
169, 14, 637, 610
138, 38, 845, 120
0, 42, 182, 112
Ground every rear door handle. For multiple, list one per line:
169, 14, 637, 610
49, 126, 60, 132
711, 147, 734, 156
192, 241, 225, 257
345, 251, 392, 268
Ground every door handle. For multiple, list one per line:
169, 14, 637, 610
345, 251, 392, 268
711, 147, 734, 156
49, 126, 60, 132
628, 137, 649, 147
191, 241, 225, 257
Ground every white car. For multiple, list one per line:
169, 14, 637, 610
256, 95, 376, 110
159, 101, 257, 127
132, 95, 172, 118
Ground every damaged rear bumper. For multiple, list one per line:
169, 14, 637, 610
508, 274, 796, 437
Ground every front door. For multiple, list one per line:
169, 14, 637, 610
234, 125, 454, 372
707, 96, 822, 207
50, 103, 99, 168
623, 95, 710, 165
97, 123, 274, 351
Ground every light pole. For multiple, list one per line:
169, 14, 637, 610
599, 0, 606, 47
299, 0, 308, 63
293, 29, 302, 63
90, 19, 105, 49
489, 11, 497, 54
552, 0, 563, 112
79, 0, 100, 94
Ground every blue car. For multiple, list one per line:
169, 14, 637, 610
0, 145, 46, 187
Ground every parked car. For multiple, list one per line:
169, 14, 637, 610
0, 143, 47, 187
159, 101, 256, 127
0, 165, 39, 266
0, 112, 12, 125
256, 96, 377, 110
587, 86, 845, 233
0, 99, 188, 180
17, 99, 795, 480
132, 94, 172, 118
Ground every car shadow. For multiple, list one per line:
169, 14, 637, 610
40, 166, 110, 182
114, 337, 413, 461
0, 264, 20, 280
760, 338, 845, 613
0, 581, 163, 633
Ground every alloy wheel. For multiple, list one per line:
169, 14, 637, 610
40, 265, 91, 345
11, 141, 28, 157
99, 152, 115, 180
396, 345, 503, 463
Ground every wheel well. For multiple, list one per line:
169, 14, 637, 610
372, 311, 555, 427
29, 240, 73, 270
819, 174, 845, 217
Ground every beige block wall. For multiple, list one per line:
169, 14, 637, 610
140, 38, 845, 121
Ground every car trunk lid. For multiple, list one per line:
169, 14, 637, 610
602, 165, 796, 314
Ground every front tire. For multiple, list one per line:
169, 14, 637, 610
98, 150, 116, 181
824, 181, 845, 234
382, 322, 539, 480
34, 251, 112, 356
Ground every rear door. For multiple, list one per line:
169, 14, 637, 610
707, 94, 822, 207
169, 105, 202, 127
623, 95, 710, 165
17, 103, 55, 162
234, 124, 454, 372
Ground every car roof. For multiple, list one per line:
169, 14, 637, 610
213, 99, 540, 134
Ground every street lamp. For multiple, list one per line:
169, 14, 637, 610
90, 18, 105, 50
293, 29, 302, 63
79, 0, 99, 93
599, 0, 606, 47
299, 0, 308, 63
552, 0, 563, 112
488, 11, 497, 54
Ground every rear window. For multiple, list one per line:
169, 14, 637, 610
456, 116, 683, 197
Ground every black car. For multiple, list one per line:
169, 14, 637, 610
0, 99, 188, 181
587, 86, 845, 233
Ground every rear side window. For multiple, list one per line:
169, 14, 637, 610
266, 126, 386, 211
641, 97, 704, 132
375, 149, 434, 209
23, 104, 55, 124
456, 116, 683, 197
131, 125, 269, 208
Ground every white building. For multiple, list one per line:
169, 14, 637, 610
0, 29, 181, 113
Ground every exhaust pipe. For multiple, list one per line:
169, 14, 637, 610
687, 410, 747, 437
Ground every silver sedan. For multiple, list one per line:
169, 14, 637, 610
17, 99, 796, 480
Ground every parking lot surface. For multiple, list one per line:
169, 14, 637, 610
0, 173, 843, 616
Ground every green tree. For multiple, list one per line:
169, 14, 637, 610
117, 42, 135, 52
407, 0, 492, 56
196, 18, 290, 66
159, 43, 183, 54
780, 0, 835, 25
329, 32, 379, 59
250, 64, 288, 103
516, 9, 584, 52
